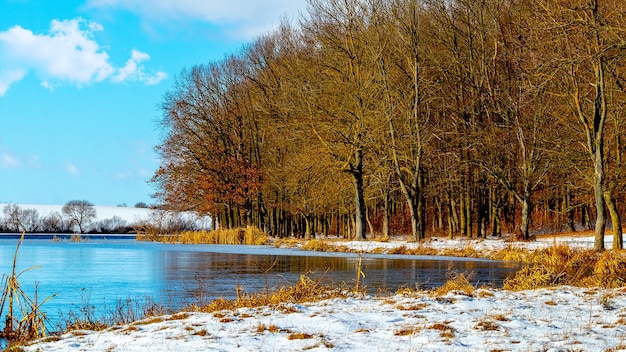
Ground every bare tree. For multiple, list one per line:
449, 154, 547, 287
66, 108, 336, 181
62, 200, 97, 234
20, 209, 41, 233
3, 204, 23, 232
42, 211, 65, 233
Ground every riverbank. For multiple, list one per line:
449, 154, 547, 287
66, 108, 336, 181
15, 233, 626, 351
275, 230, 616, 258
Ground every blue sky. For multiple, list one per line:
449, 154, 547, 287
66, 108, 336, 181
0, 0, 307, 206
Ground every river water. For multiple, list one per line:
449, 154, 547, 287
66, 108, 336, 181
0, 236, 519, 341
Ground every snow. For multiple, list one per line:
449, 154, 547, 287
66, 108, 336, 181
335, 233, 619, 254
21, 286, 626, 351
18, 233, 626, 351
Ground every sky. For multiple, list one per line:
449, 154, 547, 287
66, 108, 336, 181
0, 0, 307, 206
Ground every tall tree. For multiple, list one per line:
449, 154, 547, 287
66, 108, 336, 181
296, 0, 385, 240
535, 0, 626, 250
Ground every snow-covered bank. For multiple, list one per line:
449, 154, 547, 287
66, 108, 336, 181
22, 286, 626, 351
334, 233, 618, 255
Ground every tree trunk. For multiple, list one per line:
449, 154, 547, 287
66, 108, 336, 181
304, 215, 313, 239
564, 188, 575, 232
382, 192, 390, 239
520, 191, 531, 240
366, 208, 375, 237
593, 154, 606, 251
604, 191, 622, 250
351, 150, 367, 241
450, 192, 459, 239
465, 187, 472, 237
459, 191, 466, 237
407, 199, 419, 242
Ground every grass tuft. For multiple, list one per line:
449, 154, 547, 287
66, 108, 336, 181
433, 273, 476, 297
287, 332, 314, 340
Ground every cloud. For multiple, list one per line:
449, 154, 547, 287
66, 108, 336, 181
112, 49, 166, 85
66, 162, 80, 176
0, 18, 167, 95
1, 152, 20, 168
0, 145, 42, 169
86, 0, 307, 39
0, 69, 26, 96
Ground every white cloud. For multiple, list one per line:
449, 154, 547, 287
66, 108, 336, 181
0, 69, 26, 96
66, 162, 80, 176
86, 0, 307, 39
0, 18, 167, 96
112, 49, 166, 85
1, 152, 20, 168
0, 146, 41, 169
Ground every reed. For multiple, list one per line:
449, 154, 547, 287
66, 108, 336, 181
58, 292, 166, 333
138, 226, 270, 245
196, 275, 345, 313
502, 244, 626, 290
0, 233, 57, 344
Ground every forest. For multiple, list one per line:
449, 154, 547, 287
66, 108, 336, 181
151, 0, 626, 251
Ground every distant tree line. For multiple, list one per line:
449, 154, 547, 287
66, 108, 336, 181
0, 202, 122, 234
0, 201, 211, 235
152, 0, 626, 250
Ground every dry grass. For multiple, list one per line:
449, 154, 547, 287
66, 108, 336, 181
1, 233, 57, 344
138, 226, 270, 245
287, 332, 314, 340
429, 322, 455, 338
394, 326, 421, 336
489, 246, 535, 262
195, 275, 345, 314
60, 296, 166, 334
433, 273, 476, 297
503, 244, 626, 290
474, 319, 499, 331
301, 239, 351, 253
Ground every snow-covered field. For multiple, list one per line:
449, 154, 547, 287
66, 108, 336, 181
19, 233, 626, 351
0, 203, 152, 224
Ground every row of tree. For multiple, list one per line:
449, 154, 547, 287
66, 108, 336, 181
0, 201, 125, 234
152, 0, 626, 250
0, 202, 210, 235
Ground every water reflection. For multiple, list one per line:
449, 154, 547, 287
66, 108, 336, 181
158, 250, 518, 305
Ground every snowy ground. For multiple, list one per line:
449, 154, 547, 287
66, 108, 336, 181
22, 286, 626, 351
19, 234, 626, 352
336, 232, 616, 255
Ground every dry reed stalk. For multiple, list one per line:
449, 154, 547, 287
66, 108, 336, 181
0, 232, 57, 343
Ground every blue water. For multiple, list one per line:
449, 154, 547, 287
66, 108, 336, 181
0, 236, 519, 340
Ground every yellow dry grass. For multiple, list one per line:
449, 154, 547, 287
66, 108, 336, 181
502, 244, 626, 290
138, 226, 270, 245
195, 275, 345, 313
432, 273, 476, 297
